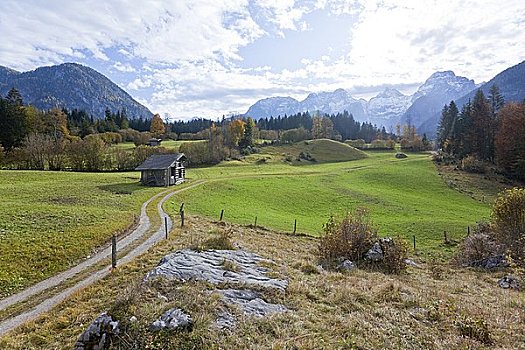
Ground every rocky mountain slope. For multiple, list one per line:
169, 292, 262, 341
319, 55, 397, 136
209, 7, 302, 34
403, 71, 477, 135
419, 60, 525, 136
0, 63, 152, 119
245, 71, 477, 131
366, 88, 412, 128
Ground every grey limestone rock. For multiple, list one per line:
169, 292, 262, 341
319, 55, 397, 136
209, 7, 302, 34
366, 242, 384, 262
73, 313, 119, 350
497, 275, 521, 290
216, 311, 237, 330
145, 249, 288, 291
337, 259, 356, 272
150, 308, 193, 332
470, 254, 509, 269
218, 289, 288, 317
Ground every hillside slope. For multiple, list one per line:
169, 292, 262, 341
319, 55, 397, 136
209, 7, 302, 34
263, 139, 368, 164
420, 60, 525, 136
2, 217, 522, 349
0, 63, 152, 119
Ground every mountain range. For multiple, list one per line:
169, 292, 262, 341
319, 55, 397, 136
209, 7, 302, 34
1, 60, 524, 137
246, 71, 478, 133
246, 60, 525, 136
0, 63, 152, 119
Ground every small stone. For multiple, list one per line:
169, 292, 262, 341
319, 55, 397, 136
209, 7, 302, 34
74, 313, 119, 350
216, 311, 236, 329
404, 259, 419, 268
337, 260, 356, 272
470, 254, 509, 269
497, 275, 521, 290
150, 308, 193, 332
157, 292, 168, 302
395, 152, 408, 159
129, 316, 137, 323
366, 242, 384, 262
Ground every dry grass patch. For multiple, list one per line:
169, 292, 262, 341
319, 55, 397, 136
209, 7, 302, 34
1, 216, 524, 349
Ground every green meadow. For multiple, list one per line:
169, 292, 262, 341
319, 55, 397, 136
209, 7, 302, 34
0, 140, 492, 297
0, 171, 162, 297
170, 143, 490, 255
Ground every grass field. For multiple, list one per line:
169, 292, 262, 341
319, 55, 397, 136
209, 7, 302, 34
0, 171, 162, 297
261, 138, 367, 164
0, 140, 494, 297
3, 217, 523, 349
169, 145, 491, 256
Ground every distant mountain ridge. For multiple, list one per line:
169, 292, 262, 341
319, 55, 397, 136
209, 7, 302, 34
245, 70, 477, 131
419, 60, 525, 136
402, 71, 477, 131
0, 63, 152, 119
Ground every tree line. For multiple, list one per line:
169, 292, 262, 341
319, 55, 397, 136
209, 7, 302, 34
1, 86, 426, 171
437, 85, 525, 180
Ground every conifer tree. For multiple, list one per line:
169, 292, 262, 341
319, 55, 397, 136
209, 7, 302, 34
470, 90, 493, 160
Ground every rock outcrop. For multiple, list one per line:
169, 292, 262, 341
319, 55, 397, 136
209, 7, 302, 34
145, 249, 288, 291
150, 308, 193, 332
73, 313, 119, 350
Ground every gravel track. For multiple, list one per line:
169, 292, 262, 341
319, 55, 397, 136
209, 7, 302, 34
0, 180, 204, 337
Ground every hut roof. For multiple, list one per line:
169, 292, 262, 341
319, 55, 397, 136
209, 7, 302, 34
135, 153, 185, 170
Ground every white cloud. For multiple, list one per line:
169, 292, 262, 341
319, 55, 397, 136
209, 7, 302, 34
127, 77, 152, 90
0, 0, 523, 119
0, 0, 263, 70
346, 0, 525, 84
113, 62, 136, 73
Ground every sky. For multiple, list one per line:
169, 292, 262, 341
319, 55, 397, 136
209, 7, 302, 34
0, 0, 524, 121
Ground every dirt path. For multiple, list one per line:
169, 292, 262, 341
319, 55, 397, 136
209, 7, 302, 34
0, 180, 205, 337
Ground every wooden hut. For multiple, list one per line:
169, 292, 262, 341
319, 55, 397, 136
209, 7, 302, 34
135, 153, 186, 186
147, 138, 162, 146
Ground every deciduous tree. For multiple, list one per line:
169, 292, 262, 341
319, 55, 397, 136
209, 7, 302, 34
150, 113, 166, 136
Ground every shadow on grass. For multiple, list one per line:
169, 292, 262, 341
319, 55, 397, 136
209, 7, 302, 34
98, 183, 148, 195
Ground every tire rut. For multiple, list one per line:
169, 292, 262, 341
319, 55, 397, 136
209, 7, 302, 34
0, 180, 205, 337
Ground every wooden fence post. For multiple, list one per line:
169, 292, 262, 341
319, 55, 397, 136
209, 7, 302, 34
467, 226, 470, 236
220, 209, 224, 222
179, 202, 185, 227
111, 235, 117, 269
413, 235, 416, 251
444, 230, 448, 244
254, 216, 257, 229
165, 217, 168, 239
293, 219, 297, 234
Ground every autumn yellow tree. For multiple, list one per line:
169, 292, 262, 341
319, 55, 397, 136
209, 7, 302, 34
150, 113, 165, 136
226, 119, 245, 148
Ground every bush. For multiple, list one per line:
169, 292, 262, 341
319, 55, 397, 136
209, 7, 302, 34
379, 238, 408, 274
432, 151, 456, 165
132, 132, 153, 146
492, 188, 525, 264
280, 127, 310, 143
461, 155, 486, 173
318, 209, 378, 264
453, 221, 502, 266
132, 145, 172, 168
